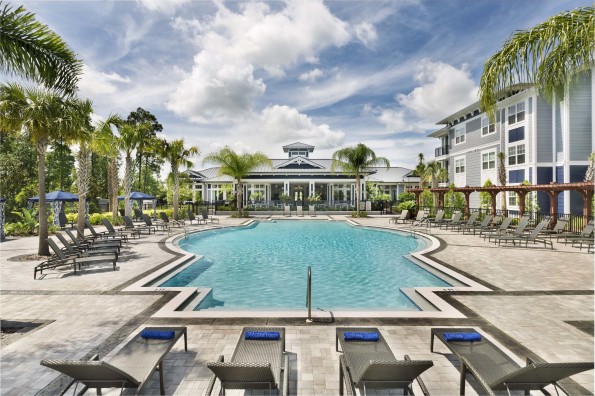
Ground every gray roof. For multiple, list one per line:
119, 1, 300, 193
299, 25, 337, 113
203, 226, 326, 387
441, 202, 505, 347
282, 142, 315, 152
367, 167, 419, 182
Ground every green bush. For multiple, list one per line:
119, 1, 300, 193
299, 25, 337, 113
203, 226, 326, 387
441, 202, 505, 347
397, 200, 416, 212
88, 213, 124, 226
231, 209, 250, 218
397, 191, 415, 202
350, 210, 368, 218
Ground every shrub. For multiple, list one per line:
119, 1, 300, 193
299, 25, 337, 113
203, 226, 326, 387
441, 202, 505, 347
397, 200, 416, 212
231, 209, 250, 218
350, 210, 368, 218
87, 213, 124, 226
398, 191, 415, 202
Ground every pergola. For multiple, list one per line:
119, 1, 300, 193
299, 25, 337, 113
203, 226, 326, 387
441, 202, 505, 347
407, 181, 594, 225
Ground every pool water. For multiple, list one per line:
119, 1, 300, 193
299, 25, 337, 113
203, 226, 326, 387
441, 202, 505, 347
162, 221, 449, 311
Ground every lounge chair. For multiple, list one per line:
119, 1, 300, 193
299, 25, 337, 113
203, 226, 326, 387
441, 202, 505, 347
84, 220, 128, 244
65, 228, 121, 252
571, 237, 594, 253
431, 327, 594, 395
206, 327, 289, 396
462, 214, 492, 235
539, 219, 568, 239
101, 218, 140, 239
133, 208, 144, 221
336, 327, 433, 396
558, 221, 594, 244
160, 211, 185, 227
452, 212, 479, 232
122, 215, 155, 235
187, 210, 205, 225
495, 218, 554, 249
142, 214, 168, 231
58, 212, 75, 230
487, 215, 529, 243
410, 209, 429, 224
41, 326, 187, 395
283, 205, 291, 217
55, 233, 119, 259
201, 210, 219, 224
296, 205, 304, 217
426, 209, 446, 227
389, 209, 409, 224
479, 216, 512, 239
440, 211, 462, 230
308, 205, 316, 217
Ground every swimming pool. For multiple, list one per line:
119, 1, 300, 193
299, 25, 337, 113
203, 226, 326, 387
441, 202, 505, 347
162, 220, 450, 311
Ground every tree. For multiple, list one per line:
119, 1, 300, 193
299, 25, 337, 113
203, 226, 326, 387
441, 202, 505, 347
126, 108, 163, 192
203, 147, 271, 216
479, 179, 494, 211
117, 123, 150, 217
0, 83, 77, 255
0, 132, 37, 219
585, 152, 595, 183
159, 138, 199, 220
0, 2, 81, 95
497, 151, 507, 211
421, 160, 448, 207
331, 143, 390, 214
480, 6, 594, 118
414, 153, 426, 188
46, 140, 75, 191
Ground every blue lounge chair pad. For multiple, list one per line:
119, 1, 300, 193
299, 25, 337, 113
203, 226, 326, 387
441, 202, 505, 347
443, 332, 481, 342
344, 332, 379, 342
140, 330, 175, 340
245, 331, 280, 340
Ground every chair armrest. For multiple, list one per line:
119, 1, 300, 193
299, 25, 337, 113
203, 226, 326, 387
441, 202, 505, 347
204, 355, 224, 396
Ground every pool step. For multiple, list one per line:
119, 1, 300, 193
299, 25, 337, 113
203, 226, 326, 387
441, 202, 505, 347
401, 288, 439, 311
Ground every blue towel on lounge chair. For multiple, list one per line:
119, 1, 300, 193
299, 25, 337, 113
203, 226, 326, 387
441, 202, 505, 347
245, 331, 280, 340
443, 332, 481, 342
344, 332, 379, 342
140, 330, 175, 340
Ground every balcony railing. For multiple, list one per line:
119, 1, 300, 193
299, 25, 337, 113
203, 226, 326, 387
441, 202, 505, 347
435, 146, 449, 157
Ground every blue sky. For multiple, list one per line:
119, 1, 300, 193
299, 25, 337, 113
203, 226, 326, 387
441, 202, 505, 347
16, 0, 590, 170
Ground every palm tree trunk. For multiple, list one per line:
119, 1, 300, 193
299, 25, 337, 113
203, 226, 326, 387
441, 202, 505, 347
172, 167, 179, 220
236, 180, 243, 214
36, 140, 50, 256
76, 143, 91, 230
124, 155, 133, 217
355, 174, 360, 213
109, 158, 119, 219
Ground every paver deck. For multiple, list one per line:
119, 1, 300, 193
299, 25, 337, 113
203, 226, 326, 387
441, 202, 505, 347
0, 215, 592, 395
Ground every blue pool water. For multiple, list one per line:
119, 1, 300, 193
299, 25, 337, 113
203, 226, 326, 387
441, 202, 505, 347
162, 221, 450, 311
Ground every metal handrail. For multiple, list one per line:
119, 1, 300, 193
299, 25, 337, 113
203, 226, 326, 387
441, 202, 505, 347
306, 266, 312, 323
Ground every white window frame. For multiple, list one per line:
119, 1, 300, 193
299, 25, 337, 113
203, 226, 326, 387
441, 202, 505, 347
508, 191, 518, 207
508, 144, 526, 166
481, 116, 496, 136
454, 125, 466, 145
455, 158, 465, 174
507, 101, 526, 125
482, 151, 496, 170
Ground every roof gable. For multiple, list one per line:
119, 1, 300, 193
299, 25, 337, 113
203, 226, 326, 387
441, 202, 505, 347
274, 156, 325, 169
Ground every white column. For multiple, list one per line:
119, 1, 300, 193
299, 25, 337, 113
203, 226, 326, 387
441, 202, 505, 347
309, 181, 315, 198
284, 181, 289, 194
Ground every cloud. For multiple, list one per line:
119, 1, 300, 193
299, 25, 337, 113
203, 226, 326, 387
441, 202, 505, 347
136, 0, 192, 13
299, 68, 324, 83
78, 64, 130, 96
354, 22, 377, 47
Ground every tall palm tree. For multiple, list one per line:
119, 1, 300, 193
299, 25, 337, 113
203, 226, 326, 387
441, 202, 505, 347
331, 143, 390, 213
116, 123, 150, 217
159, 139, 199, 220
414, 153, 426, 188
0, 2, 81, 95
497, 151, 507, 211
480, 6, 594, 118
422, 160, 448, 207
203, 147, 271, 216
0, 83, 76, 255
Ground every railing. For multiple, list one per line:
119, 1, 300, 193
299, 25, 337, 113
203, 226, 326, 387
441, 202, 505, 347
306, 266, 312, 323
435, 146, 449, 157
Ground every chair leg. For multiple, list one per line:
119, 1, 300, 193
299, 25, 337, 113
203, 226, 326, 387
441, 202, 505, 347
459, 363, 466, 396
339, 358, 344, 395
159, 360, 165, 395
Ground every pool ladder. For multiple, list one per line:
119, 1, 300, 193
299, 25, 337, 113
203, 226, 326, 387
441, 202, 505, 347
409, 218, 430, 237
306, 266, 313, 323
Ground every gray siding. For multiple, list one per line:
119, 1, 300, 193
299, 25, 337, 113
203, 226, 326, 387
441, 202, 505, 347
527, 97, 533, 163
466, 151, 481, 207
568, 69, 593, 161
450, 116, 500, 157
535, 96, 553, 162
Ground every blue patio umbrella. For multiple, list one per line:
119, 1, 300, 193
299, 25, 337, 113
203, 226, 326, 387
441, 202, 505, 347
28, 190, 79, 202
118, 192, 158, 219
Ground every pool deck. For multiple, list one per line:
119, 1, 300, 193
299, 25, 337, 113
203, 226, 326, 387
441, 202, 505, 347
0, 215, 593, 395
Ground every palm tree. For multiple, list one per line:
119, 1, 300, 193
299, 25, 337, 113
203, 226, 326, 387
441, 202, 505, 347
331, 143, 390, 214
0, 83, 76, 255
480, 6, 594, 118
203, 147, 271, 216
116, 123, 150, 217
421, 160, 448, 207
414, 153, 426, 188
0, 2, 81, 95
159, 139, 200, 220
497, 151, 507, 211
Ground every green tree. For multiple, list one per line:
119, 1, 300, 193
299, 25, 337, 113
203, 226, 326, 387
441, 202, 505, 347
159, 138, 199, 220
0, 83, 78, 255
497, 151, 507, 211
126, 108, 163, 192
521, 180, 540, 213
0, 132, 37, 219
480, 6, 594, 118
414, 153, 426, 188
479, 179, 494, 211
203, 147, 271, 216
445, 183, 465, 211
584, 152, 595, 183
421, 160, 448, 207
117, 123, 150, 217
331, 143, 390, 214
46, 141, 75, 191
0, 2, 81, 94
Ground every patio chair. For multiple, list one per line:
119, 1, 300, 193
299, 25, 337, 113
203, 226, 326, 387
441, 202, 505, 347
426, 209, 446, 227
41, 326, 188, 395
206, 327, 289, 396
430, 327, 594, 395
58, 212, 75, 230
487, 215, 529, 243
283, 205, 291, 217
440, 211, 462, 230
389, 209, 409, 224
558, 221, 594, 244
101, 218, 140, 239
308, 205, 316, 217
122, 215, 155, 235
495, 218, 554, 249
201, 210, 220, 224
480, 216, 512, 239
336, 327, 433, 396
187, 210, 205, 225
462, 214, 492, 235
296, 205, 304, 217
571, 237, 594, 253
453, 212, 479, 232
142, 214, 169, 231
133, 208, 143, 221
55, 233, 119, 259
66, 228, 121, 252
84, 220, 128, 244
539, 219, 568, 239
160, 211, 185, 228
409, 209, 428, 224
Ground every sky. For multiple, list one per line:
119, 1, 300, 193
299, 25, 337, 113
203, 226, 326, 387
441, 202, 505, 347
12, 0, 591, 172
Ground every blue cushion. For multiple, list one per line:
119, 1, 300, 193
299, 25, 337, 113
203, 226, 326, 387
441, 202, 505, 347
245, 331, 280, 340
443, 332, 481, 342
140, 330, 175, 340
344, 332, 380, 342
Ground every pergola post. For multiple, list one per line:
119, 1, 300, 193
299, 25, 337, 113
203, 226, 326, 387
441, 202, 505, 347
463, 191, 471, 220
489, 191, 498, 217
438, 191, 445, 209
414, 190, 421, 212
547, 190, 560, 227
579, 189, 594, 225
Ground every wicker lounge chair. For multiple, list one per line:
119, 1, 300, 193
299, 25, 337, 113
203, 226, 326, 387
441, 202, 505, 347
206, 327, 289, 396
160, 211, 185, 227
201, 210, 220, 224
336, 327, 433, 396
122, 215, 154, 235
65, 228, 121, 252
389, 210, 409, 224
431, 327, 593, 395
84, 220, 128, 243
55, 233, 119, 259
101, 218, 140, 239
41, 326, 187, 395
495, 218, 554, 249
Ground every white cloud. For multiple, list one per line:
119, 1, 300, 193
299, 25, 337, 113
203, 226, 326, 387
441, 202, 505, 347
396, 60, 478, 122
78, 64, 130, 96
354, 22, 377, 47
299, 68, 324, 83
136, 0, 192, 13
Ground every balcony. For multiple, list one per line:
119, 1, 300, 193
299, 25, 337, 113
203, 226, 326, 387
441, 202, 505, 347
435, 146, 450, 157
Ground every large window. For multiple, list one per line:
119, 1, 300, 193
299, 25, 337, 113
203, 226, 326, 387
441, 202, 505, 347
481, 117, 495, 136
455, 158, 465, 173
289, 150, 309, 158
482, 151, 496, 170
454, 126, 465, 145
508, 192, 518, 207
508, 102, 525, 124
508, 126, 525, 143
508, 144, 525, 165
247, 184, 266, 202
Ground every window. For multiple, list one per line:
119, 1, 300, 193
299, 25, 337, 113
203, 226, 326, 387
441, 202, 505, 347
508, 144, 525, 165
454, 126, 465, 145
508, 102, 525, 124
289, 150, 308, 158
481, 117, 495, 136
508, 192, 518, 207
508, 126, 525, 143
482, 152, 496, 170
455, 158, 465, 174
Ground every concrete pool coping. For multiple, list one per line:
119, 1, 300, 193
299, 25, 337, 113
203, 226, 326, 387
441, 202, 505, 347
122, 218, 492, 318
